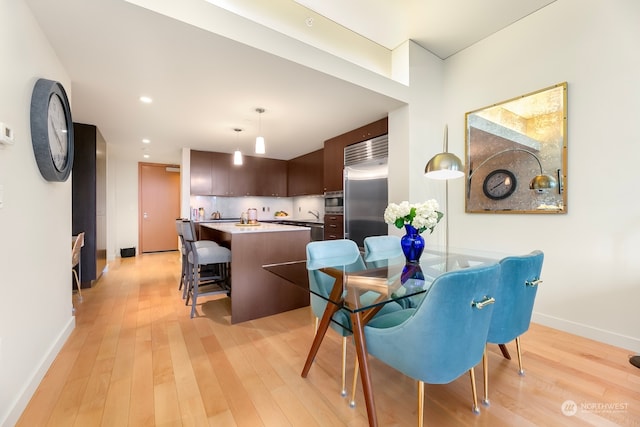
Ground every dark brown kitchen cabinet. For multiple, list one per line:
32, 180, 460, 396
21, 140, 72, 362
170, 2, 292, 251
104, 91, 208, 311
323, 117, 388, 192
72, 123, 106, 287
210, 152, 230, 195
192, 150, 287, 196
190, 150, 214, 195
255, 157, 288, 196
190, 150, 231, 195
288, 148, 324, 196
229, 155, 256, 196
323, 214, 344, 240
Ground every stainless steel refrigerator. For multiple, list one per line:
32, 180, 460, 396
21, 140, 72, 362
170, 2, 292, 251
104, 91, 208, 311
344, 135, 388, 248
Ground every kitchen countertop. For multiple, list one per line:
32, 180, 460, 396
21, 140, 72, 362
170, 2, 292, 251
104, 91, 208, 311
201, 221, 311, 234
267, 218, 324, 225
194, 218, 240, 223
196, 218, 323, 225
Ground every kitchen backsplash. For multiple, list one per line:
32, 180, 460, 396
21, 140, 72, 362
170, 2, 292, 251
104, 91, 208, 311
190, 194, 324, 221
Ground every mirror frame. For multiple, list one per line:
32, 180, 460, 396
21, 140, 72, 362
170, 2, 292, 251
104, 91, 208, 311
465, 82, 567, 214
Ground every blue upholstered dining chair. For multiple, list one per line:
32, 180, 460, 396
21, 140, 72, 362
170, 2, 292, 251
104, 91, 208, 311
482, 250, 544, 406
363, 263, 501, 427
363, 234, 421, 310
306, 239, 402, 398
363, 235, 402, 268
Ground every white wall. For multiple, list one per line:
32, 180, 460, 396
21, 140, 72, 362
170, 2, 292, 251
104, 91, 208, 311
0, 1, 75, 425
439, 0, 640, 351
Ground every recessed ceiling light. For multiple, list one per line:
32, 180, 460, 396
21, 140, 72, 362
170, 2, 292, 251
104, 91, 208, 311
143, 154, 150, 159
142, 138, 151, 144
139, 96, 153, 104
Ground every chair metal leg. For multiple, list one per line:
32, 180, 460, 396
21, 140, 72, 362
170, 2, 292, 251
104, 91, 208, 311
469, 367, 480, 414
516, 336, 524, 375
341, 337, 347, 396
189, 265, 200, 318
418, 380, 424, 427
349, 358, 359, 407
482, 346, 490, 406
184, 264, 193, 305
179, 254, 187, 293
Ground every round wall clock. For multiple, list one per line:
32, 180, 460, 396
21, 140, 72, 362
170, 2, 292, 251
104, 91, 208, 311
30, 78, 74, 182
482, 169, 517, 200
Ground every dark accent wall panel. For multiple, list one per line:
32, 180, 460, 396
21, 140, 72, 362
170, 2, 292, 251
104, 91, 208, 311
72, 123, 106, 286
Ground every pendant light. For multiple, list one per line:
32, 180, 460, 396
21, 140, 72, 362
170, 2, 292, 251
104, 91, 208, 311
233, 128, 243, 166
255, 107, 266, 154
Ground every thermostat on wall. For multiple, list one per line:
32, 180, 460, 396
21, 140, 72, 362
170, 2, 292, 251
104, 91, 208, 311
0, 122, 14, 145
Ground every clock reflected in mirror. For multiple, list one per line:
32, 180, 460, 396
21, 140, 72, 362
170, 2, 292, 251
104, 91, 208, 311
465, 82, 567, 213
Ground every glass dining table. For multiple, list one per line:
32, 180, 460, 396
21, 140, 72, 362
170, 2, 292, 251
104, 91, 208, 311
263, 246, 505, 427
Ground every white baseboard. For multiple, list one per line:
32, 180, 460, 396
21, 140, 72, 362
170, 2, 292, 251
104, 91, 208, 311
532, 312, 640, 353
1, 316, 76, 427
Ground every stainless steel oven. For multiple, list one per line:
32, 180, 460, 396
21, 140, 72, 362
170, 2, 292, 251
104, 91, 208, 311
324, 190, 343, 214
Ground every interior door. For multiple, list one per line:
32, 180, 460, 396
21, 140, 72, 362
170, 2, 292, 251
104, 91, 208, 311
139, 163, 180, 253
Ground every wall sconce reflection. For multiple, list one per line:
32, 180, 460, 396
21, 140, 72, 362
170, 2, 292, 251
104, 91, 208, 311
467, 148, 559, 199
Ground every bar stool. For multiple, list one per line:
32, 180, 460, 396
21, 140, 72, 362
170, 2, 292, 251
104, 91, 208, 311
176, 219, 219, 299
181, 220, 231, 318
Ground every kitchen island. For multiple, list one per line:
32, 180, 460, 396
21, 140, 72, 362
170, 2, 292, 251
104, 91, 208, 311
200, 222, 311, 323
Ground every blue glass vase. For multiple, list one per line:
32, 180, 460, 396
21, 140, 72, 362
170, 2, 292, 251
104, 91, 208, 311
401, 224, 425, 264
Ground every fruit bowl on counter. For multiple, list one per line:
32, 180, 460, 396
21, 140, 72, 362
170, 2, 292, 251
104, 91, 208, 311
274, 211, 289, 218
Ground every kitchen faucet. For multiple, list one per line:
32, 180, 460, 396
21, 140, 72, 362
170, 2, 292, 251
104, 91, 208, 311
308, 210, 320, 220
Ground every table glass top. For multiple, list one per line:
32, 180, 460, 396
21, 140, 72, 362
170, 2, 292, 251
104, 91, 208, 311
263, 246, 505, 313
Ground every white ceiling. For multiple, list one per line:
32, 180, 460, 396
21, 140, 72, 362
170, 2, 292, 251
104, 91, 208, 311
24, 0, 555, 164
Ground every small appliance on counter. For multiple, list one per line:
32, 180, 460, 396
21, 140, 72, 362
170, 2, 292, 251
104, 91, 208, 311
211, 211, 221, 219
247, 208, 258, 224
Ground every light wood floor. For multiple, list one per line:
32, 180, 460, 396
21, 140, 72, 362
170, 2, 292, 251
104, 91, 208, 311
18, 252, 640, 426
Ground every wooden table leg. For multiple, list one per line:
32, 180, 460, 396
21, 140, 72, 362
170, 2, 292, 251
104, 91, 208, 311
351, 311, 378, 427
301, 300, 341, 377
302, 271, 346, 377
499, 344, 511, 360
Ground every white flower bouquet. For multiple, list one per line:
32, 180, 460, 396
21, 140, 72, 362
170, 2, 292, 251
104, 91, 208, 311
384, 200, 443, 234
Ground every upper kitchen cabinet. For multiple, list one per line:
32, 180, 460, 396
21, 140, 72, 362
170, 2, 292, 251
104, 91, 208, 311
210, 152, 231, 195
228, 155, 257, 196
191, 150, 214, 195
191, 150, 287, 196
323, 117, 388, 192
254, 157, 288, 197
191, 150, 232, 195
288, 148, 324, 196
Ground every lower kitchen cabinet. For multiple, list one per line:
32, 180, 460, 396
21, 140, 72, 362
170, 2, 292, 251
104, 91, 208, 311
323, 214, 344, 240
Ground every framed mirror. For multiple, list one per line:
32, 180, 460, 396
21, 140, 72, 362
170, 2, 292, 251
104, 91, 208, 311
465, 82, 567, 213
